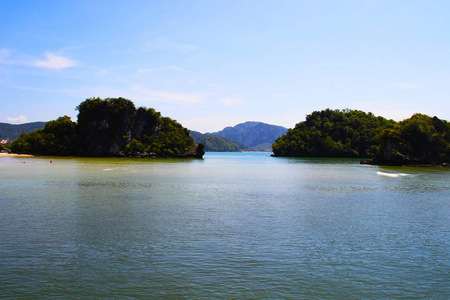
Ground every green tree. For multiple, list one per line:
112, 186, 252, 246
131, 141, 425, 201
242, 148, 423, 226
42, 116, 77, 155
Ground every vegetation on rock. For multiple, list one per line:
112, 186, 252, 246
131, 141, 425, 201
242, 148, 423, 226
10, 97, 204, 158
272, 109, 395, 158
373, 114, 450, 165
272, 109, 449, 166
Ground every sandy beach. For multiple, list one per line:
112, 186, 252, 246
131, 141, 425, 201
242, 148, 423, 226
0, 153, 33, 158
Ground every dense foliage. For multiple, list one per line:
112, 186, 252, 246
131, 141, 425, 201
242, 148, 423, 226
273, 109, 396, 158
10, 97, 204, 158
10, 116, 76, 156
132, 116, 198, 156
374, 114, 450, 165
191, 131, 249, 152
0, 143, 10, 152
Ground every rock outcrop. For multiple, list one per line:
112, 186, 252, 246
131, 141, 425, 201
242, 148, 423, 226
10, 97, 204, 158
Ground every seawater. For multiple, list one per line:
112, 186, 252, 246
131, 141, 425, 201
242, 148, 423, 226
1, 152, 449, 299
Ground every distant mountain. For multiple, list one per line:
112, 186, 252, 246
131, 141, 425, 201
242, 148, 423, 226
191, 131, 248, 152
0, 122, 47, 140
210, 121, 288, 151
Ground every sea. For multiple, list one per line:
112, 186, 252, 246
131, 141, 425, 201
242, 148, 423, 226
1, 152, 449, 299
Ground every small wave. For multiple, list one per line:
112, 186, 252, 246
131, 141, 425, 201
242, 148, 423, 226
377, 171, 399, 177
103, 168, 113, 171
377, 171, 410, 178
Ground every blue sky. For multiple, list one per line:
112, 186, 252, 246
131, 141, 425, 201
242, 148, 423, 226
1, 0, 449, 132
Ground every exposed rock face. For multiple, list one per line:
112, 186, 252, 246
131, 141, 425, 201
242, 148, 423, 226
77, 98, 136, 156
75, 97, 203, 158
132, 107, 160, 138
211, 121, 287, 150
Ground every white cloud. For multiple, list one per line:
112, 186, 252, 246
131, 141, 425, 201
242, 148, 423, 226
7, 115, 28, 123
183, 113, 249, 133
137, 68, 158, 74
33, 52, 78, 70
219, 95, 245, 108
0, 48, 11, 63
137, 65, 185, 74
131, 85, 204, 104
272, 92, 295, 98
347, 100, 425, 122
167, 65, 185, 72
394, 83, 423, 89
209, 83, 222, 92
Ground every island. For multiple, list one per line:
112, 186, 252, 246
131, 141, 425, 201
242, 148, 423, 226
10, 97, 205, 158
272, 109, 449, 166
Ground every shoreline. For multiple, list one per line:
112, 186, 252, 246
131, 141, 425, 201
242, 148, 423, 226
0, 153, 34, 158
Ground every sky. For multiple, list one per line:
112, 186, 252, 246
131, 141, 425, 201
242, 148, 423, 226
1, 0, 449, 132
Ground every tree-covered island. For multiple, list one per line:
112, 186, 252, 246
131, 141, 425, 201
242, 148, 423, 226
272, 109, 450, 166
10, 97, 205, 158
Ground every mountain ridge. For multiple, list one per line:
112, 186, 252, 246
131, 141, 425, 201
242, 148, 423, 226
209, 121, 288, 150
0, 121, 47, 140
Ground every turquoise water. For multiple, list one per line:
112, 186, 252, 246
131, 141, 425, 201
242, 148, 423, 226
1, 152, 449, 299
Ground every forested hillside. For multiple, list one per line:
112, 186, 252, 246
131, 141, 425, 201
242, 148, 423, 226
0, 122, 47, 140
191, 131, 248, 152
10, 97, 205, 158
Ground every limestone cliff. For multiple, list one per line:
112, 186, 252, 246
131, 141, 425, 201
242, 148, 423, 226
10, 97, 204, 158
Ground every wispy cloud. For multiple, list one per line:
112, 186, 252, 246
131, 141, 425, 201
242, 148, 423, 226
272, 92, 296, 98
394, 83, 423, 89
0, 48, 11, 64
219, 95, 245, 108
145, 38, 198, 53
137, 65, 185, 74
209, 83, 222, 92
33, 52, 78, 70
7, 115, 28, 123
131, 85, 204, 104
183, 113, 249, 133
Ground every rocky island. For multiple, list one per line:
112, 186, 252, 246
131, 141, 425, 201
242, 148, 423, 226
10, 97, 205, 158
272, 109, 449, 166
